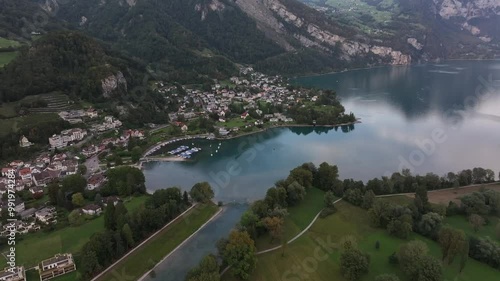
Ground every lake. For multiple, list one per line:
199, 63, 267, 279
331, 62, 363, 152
145, 60, 500, 202
142, 60, 500, 280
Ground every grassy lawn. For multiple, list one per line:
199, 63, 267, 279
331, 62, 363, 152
217, 117, 258, 129
0, 51, 17, 67
255, 188, 326, 250
0, 38, 20, 48
0, 113, 60, 137
25, 268, 78, 281
95, 203, 219, 281
224, 200, 499, 281
0, 196, 148, 268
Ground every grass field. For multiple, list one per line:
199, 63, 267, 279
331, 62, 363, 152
95, 203, 219, 281
223, 200, 500, 281
0, 113, 60, 137
0, 196, 148, 268
255, 188, 326, 250
0, 51, 17, 67
0, 38, 20, 48
217, 117, 251, 128
444, 215, 500, 243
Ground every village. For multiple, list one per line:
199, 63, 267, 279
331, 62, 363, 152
0, 67, 354, 281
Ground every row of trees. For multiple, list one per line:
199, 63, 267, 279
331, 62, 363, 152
79, 184, 192, 280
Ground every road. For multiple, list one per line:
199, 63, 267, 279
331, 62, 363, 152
84, 155, 100, 178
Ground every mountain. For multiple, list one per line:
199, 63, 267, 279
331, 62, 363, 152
0, 31, 146, 103
299, 0, 500, 62
46, 0, 417, 75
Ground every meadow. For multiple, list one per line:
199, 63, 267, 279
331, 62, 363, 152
223, 197, 500, 281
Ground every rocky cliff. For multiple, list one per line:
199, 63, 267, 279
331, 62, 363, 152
234, 0, 411, 66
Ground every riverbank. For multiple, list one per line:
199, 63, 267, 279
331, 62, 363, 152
93, 203, 219, 281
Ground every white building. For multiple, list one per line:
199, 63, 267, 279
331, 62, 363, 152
0, 266, 25, 281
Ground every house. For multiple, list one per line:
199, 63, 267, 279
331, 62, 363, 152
86, 108, 98, 118
101, 196, 121, 207
1, 168, 14, 177
81, 204, 102, 216
218, 127, 230, 136
9, 160, 23, 168
241, 112, 249, 119
48, 135, 65, 149
33, 172, 52, 187
87, 174, 105, 190
35, 207, 56, 224
123, 130, 145, 139
181, 125, 188, 132
38, 253, 76, 281
82, 145, 99, 157
29, 186, 44, 196
0, 266, 26, 281
19, 135, 33, 148
18, 168, 32, 181
0, 198, 25, 214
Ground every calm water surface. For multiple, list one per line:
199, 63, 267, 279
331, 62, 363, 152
143, 61, 500, 279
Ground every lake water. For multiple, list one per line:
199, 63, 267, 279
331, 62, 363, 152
142, 60, 500, 279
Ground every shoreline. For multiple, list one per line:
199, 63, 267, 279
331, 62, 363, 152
291, 58, 500, 79
141, 120, 360, 164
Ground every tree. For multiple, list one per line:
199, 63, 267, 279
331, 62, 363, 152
262, 216, 284, 242
416, 212, 443, 239
94, 193, 102, 205
239, 211, 260, 238
361, 190, 376, 209
68, 209, 84, 226
183, 191, 190, 206
78, 164, 87, 175
288, 167, 313, 189
459, 239, 469, 273
104, 203, 116, 231
438, 226, 466, 264
122, 223, 135, 248
340, 246, 370, 281
387, 218, 412, 239
414, 255, 442, 281
315, 162, 339, 190
71, 193, 85, 207
190, 182, 215, 203
375, 274, 400, 281
62, 174, 87, 193
265, 187, 287, 209
344, 188, 363, 206
285, 182, 306, 206
469, 214, 485, 233
375, 241, 380, 250
185, 254, 220, 281
223, 231, 257, 280
496, 222, 500, 240
397, 240, 428, 276
79, 246, 101, 279
415, 185, 429, 212
131, 146, 142, 163
47, 182, 60, 205
324, 191, 337, 208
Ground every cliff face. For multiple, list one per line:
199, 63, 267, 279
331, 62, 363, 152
101, 71, 128, 98
434, 0, 500, 41
234, 0, 411, 66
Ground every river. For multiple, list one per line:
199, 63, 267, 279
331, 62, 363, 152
142, 60, 500, 280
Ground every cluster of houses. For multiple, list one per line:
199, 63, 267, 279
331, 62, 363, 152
160, 69, 297, 134
0, 253, 76, 281
58, 108, 98, 124
90, 116, 122, 132
48, 128, 88, 149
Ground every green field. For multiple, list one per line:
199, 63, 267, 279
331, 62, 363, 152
0, 113, 61, 137
444, 215, 500, 243
217, 117, 250, 128
0, 196, 148, 268
95, 203, 219, 281
223, 200, 500, 281
0, 38, 21, 48
256, 188, 326, 250
0, 51, 17, 67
